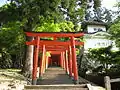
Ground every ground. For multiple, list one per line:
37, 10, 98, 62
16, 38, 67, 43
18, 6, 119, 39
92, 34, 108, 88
0, 68, 106, 90
0, 69, 27, 90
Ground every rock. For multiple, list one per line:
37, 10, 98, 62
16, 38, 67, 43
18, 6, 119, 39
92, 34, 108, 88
0, 84, 11, 90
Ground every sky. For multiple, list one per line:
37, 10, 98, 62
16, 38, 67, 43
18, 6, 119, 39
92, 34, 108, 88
0, 0, 118, 9
101, 0, 117, 10
0, 0, 7, 7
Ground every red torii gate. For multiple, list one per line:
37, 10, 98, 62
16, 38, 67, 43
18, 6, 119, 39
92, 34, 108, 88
25, 32, 84, 85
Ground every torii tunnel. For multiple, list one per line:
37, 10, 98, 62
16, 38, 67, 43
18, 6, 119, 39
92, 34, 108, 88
25, 32, 84, 85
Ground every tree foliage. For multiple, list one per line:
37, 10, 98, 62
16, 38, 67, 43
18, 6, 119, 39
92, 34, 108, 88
35, 20, 75, 32
108, 1, 120, 48
109, 21, 120, 47
0, 48, 12, 68
0, 0, 104, 75
0, 21, 25, 68
0, 3, 20, 23
86, 7, 112, 23
86, 46, 120, 73
85, 0, 113, 24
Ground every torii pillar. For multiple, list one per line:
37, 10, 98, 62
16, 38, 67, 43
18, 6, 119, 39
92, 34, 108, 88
68, 45, 72, 77
71, 36, 78, 84
32, 36, 40, 85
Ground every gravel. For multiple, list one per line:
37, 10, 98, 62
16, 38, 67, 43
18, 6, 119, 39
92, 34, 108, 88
0, 69, 27, 90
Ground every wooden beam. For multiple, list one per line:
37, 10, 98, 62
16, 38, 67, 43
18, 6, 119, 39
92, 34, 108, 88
111, 78, 120, 83
39, 46, 68, 51
25, 32, 84, 37
50, 51, 62, 54
26, 40, 84, 46
43, 49, 66, 51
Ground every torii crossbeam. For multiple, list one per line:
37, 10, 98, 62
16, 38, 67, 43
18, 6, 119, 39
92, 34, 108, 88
25, 32, 84, 85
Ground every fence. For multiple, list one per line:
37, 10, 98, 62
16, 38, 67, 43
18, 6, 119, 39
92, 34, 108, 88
104, 76, 120, 90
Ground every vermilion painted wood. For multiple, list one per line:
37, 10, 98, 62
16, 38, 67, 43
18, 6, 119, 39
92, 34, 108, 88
39, 46, 78, 53
53, 37, 57, 40
43, 54, 46, 74
63, 52, 65, 69
40, 45, 46, 76
50, 51, 63, 54
65, 50, 68, 73
41, 48, 79, 52
32, 36, 40, 84
43, 45, 46, 74
71, 36, 78, 81
41, 46, 69, 50
39, 48, 67, 51
45, 56, 49, 69
60, 52, 64, 68
25, 32, 84, 84
68, 45, 72, 77
39, 46, 69, 51
60, 52, 62, 67
25, 32, 84, 37
39, 45, 68, 49
26, 40, 84, 46
65, 50, 69, 74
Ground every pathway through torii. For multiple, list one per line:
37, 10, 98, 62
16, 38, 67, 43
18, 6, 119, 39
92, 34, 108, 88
25, 32, 84, 85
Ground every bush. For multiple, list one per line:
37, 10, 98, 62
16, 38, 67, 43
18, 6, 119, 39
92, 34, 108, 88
0, 48, 12, 68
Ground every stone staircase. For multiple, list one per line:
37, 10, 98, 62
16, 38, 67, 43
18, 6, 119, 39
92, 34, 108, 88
24, 67, 89, 90
24, 84, 88, 90
37, 67, 74, 85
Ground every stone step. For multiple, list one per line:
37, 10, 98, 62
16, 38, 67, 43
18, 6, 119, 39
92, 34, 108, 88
37, 67, 74, 85
24, 84, 88, 90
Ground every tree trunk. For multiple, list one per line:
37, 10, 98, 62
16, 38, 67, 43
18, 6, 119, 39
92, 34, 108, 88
22, 36, 34, 78
78, 46, 84, 68
78, 46, 84, 76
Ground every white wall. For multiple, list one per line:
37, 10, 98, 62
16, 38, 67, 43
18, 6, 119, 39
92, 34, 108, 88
87, 25, 106, 33
84, 24, 119, 51
84, 39, 112, 50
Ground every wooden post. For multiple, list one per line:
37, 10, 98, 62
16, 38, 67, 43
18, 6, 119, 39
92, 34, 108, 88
70, 36, 78, 84
43, 54, 46, 73
62, 52, 66, 70
60, 52, 63, 68
40, 45, 46, 76
104, 76, 111, 90
43, 45, 46, 74
68, 45, 72, 77
61, 52, 65, 69
65, 50, 69, 74
32, 36, 40, 85
46, 56, 49, 69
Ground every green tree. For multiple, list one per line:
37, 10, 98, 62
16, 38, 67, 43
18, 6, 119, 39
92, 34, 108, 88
0, 0, 96, 77
108, 1, 120, 48
86, 46, 120, 74
85, 0, 113, 24
109, 21, 120, 47
115, 2, 120, 16
0, 21, 25, 68
3, 0, 65, 76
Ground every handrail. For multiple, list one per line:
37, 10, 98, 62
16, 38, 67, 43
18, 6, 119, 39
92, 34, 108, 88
104, 76, 120, 90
